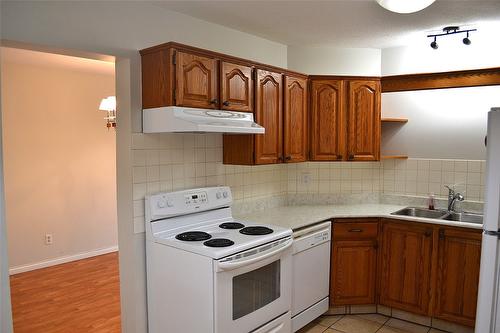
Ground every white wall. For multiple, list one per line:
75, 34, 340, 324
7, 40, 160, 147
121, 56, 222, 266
287, 45, 381, 76
382, 86, 499, 160
380, 25, 500, 160
1, 49, 118, 272
0, 2, 289, 332
381, 21, 500, 76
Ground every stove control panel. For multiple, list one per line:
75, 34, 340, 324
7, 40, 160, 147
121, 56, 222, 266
184, 192, 208, 205
147, 186, 232, 221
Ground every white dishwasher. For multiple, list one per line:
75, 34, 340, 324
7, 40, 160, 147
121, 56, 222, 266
291, 221, 331, 332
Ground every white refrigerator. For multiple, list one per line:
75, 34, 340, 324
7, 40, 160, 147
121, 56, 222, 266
476, 107, 500, 332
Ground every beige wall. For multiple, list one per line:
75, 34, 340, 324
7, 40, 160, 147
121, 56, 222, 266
1, 49, 117, 271
0, 2, 289, 331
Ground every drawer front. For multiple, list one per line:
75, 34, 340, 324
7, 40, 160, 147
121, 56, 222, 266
333, 222, 378, 240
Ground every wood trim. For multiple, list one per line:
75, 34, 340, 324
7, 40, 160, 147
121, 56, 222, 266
381, 118, 408, 123
140, 41, 308, 78
381, 67, 500, 92
381, 155, 408, 160
309, 75, 381, 81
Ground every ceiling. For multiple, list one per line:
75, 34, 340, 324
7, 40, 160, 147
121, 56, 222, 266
1, 47, 115, 76
156, 0, 500, 49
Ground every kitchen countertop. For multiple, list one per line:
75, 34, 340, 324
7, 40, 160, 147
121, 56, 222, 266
235, 203, 484, 231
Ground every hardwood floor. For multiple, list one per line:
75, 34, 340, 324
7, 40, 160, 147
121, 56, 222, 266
10, 252, 121, 333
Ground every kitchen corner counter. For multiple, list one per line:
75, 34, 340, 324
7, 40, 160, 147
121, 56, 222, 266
235, 204, 483, 231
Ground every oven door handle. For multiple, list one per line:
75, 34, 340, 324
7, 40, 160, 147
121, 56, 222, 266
217, 238, 293, 271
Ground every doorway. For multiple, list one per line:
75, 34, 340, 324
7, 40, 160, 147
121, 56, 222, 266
1, 47, 121, 332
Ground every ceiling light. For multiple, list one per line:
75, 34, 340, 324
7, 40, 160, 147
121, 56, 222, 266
463, 32, 472, 45
430, 37, 438, 50
427, 26, 477, 50
375, 0, 436, 14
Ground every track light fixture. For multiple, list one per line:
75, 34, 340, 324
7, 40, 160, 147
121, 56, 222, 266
427, 26, 477, 49
430, 37, 438, 49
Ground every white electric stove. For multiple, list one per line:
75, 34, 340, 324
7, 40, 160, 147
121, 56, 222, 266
145, 186, 293, 333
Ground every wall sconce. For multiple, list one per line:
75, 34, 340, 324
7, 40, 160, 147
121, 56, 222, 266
427, 26, 477, 49
99, 96, 116, 129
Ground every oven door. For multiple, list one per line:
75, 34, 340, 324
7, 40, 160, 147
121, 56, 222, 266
214, 237, 293, 333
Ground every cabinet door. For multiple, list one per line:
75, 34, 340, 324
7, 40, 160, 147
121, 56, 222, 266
346, 80, 380, 161
254, 69, 283, 164
284, 75, 308, 163
220, 62, 253, 112
331, 240, 377, 305
310, 80, 345, 161
434, 228, 482, 327
379, 221, 433, 315
175, 51, 218, 108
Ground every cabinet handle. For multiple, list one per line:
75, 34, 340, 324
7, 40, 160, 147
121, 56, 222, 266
439, 229, 445, 239
348, 154, 354, 160
337, 154, 343, 160
278, 156, 284, 162
348, 229, 363, 233
222, 101, 230, 106
285, 156, 292, 161
210, 99, 218, 105
425, 230, 432, 237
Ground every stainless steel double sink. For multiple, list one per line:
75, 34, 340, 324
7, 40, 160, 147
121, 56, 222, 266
391, 207, 483, 224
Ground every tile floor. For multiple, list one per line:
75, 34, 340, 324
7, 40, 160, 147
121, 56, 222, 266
297, 314, 449, 333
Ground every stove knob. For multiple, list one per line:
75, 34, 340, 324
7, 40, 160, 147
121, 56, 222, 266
216, 192, 222, 199
167, 200, 174, 207
157, 199, 166, 208
223, 191, 228, 198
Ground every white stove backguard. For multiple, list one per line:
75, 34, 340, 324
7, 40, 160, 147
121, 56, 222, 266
146, 186, 232, 222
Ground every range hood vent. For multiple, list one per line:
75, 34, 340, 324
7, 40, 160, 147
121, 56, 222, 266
143, 106, 265, 134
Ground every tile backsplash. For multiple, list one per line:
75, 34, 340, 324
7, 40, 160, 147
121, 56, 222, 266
131, 133, 486, 232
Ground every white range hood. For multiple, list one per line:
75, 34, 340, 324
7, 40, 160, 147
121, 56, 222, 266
143, 106, 265, 134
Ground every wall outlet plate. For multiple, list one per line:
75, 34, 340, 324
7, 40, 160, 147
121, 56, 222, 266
45, 234, 53, 245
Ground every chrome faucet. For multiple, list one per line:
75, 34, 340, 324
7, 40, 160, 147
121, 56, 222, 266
445, 185, 465, 212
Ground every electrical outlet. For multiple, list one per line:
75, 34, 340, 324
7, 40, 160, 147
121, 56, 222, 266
45, 234, 53, 245
300, 172, 312, 184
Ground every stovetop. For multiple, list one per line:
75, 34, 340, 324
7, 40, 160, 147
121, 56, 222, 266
145, 186, 292, 259
150, 217, 292, 259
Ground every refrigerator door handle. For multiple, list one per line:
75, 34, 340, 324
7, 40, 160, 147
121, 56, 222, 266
485, 230, 500, 237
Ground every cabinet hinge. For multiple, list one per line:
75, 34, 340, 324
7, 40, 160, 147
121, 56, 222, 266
172, 52, 177, 65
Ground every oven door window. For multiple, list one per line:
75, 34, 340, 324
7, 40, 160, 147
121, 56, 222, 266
232, 260, 281, 320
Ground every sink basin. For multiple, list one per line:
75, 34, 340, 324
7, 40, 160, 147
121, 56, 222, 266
442, 212, 484, 224
391, 207, 448, 219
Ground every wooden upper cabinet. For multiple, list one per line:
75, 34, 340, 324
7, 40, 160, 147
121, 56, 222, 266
310, 80, 345, 161
434, 227, 482, 327
379, 220, 433, 315
254, 69, 283, 164
220, 62, 253, 112
284, 75, 308, 163
175, 51, 218, 108
346, 80, 381, 161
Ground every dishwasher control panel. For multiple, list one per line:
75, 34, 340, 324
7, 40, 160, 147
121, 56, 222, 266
292, 222, 331, 254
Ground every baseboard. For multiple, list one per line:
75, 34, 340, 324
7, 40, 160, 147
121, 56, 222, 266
9, 246, 118, 275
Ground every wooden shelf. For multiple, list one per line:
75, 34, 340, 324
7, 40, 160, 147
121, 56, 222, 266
381, 155, 408, 160
382, 118, 408, 123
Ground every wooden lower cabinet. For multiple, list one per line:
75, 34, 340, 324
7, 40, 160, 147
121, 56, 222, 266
329, 219, 482, 326
331, 219, 378, 305
434, 227, 482, 327
379, 220, 433, 315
